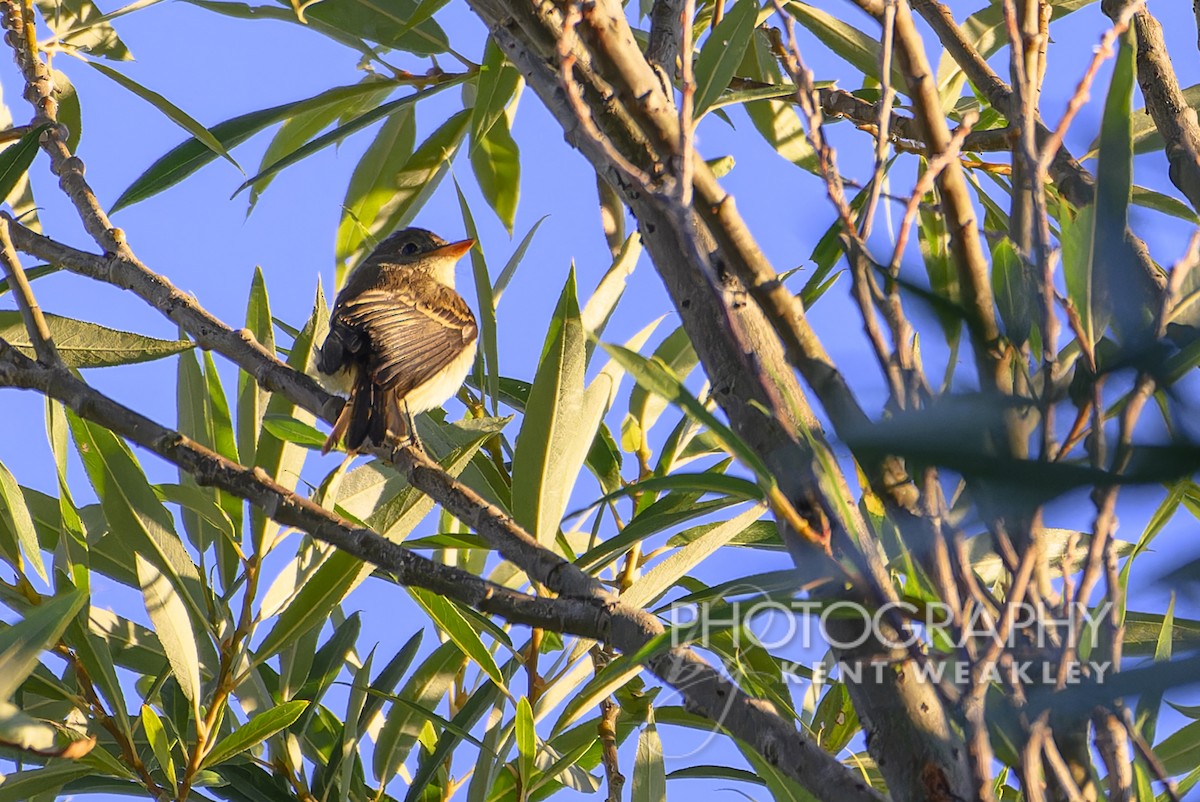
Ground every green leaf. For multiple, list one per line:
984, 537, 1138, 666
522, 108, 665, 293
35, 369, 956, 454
1095, 83, 1200, 157
1060, 203, 1096, 346
404, 675, 508, 802
811, 681, 859, 753
623, 502, 766, 609
136, 553, 201, 708
247, 78, 392, 211
743, 31, 816, 171
494, 216, 547, 305
293, 0, 449, 55
786, 2, 904, 88
512, 268, 586, 546
261, 413, 327, 448
35, 0, 132, 60
86, 61, 237, 169
470, 40, 521, 149
0, 764, 93, 802
0, 264, 60, 297
0, 124, 49, 202
1090, 24, 1139, 339
516, 696, 536, 788
67, 412, 209, 624
233, 81, 463, 198
141, 704, 176, 791
632, 717, 666, 802
599, 343, 775, 491
0, 590, 84, 700
1131, 184, 1199, 223
990, 236, 1033, 345
470, 113, 520, 234
455, 180, 500, 413
52, 69, 82, 153
113, 79, 401, 212
0, 459, 47, 583
373, 640, 465, 783
409, 587, 506, 690
201, 700, 308, 768
0, 311, 193, 368
236, 267, 273, 467
334, 105, 417, 279
693, 0, 759, 118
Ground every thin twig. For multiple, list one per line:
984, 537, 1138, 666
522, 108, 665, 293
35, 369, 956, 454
0, 216, 60, 366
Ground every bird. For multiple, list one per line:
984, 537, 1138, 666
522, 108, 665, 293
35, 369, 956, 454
317, 227, 478, 454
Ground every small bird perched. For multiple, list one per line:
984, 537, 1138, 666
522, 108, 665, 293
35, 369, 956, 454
317, 227, 478, 454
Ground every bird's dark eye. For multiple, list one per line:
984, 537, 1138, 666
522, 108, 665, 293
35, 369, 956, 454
401, 242, 419, 256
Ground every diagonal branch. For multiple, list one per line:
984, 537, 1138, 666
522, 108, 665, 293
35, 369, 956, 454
0, 338, 885, 802
0, 215, 59, 366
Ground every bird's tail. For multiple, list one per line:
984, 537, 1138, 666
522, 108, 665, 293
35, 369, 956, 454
321, 367, 391, 454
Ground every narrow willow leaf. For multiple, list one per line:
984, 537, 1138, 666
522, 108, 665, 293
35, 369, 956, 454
236, 267, 273, 467
512, 268, 586, 546
51, 69, 82, 153
67, 413, 209, 622
136, 553, 201, 708
627, 325, 697, 458
200, 700, 308, 768
0, 123, 49, 201
409, 587, 506, 691
0, 311, 193, 368
86, 61, 237, 168
140, 705, 176, 790
261, 413, 327, 448
470, 113, 520, 234
248, 78, 392, 211
1060, 203, 1096, 346
455, 180, 500, 413
786, 2, 904, 88
334, 106, 416, 280
35, 0, 132, 60
580, 234, 641, 347
516, 696, 536, 788
1090, 25, 1140, 340
693, 0, 759, 117
233, 82, 463, 198
599, 344, 774, 487
297, 0, 449, 55
113, 79, 400, 212
744, 30, 816, 171
632, 717, 666, 802
0, 590, 84, 700
357, 630, 423, 731
0, 764, 93, 802
404, 676, 507, 802
374, 640, 464, 783
623, 502, 767, 609
493, 215, 547, 305
469, 40, 521, 150
990, 236, 1032, 345
0, 459, 47, 583
1131, 184, 1200, 223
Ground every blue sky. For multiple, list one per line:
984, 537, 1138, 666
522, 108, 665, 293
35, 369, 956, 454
3, 0, 1200, 799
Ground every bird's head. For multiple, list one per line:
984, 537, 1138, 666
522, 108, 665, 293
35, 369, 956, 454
371, 227, 474, 285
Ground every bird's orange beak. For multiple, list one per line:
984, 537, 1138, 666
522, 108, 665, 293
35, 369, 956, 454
432, 239, 475, 260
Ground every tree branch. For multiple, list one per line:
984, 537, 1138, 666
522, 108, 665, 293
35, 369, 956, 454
0, 216, 59, 366
0, 339, 885, 802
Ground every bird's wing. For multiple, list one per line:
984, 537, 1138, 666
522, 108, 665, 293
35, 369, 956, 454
334, 282, 478, 397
